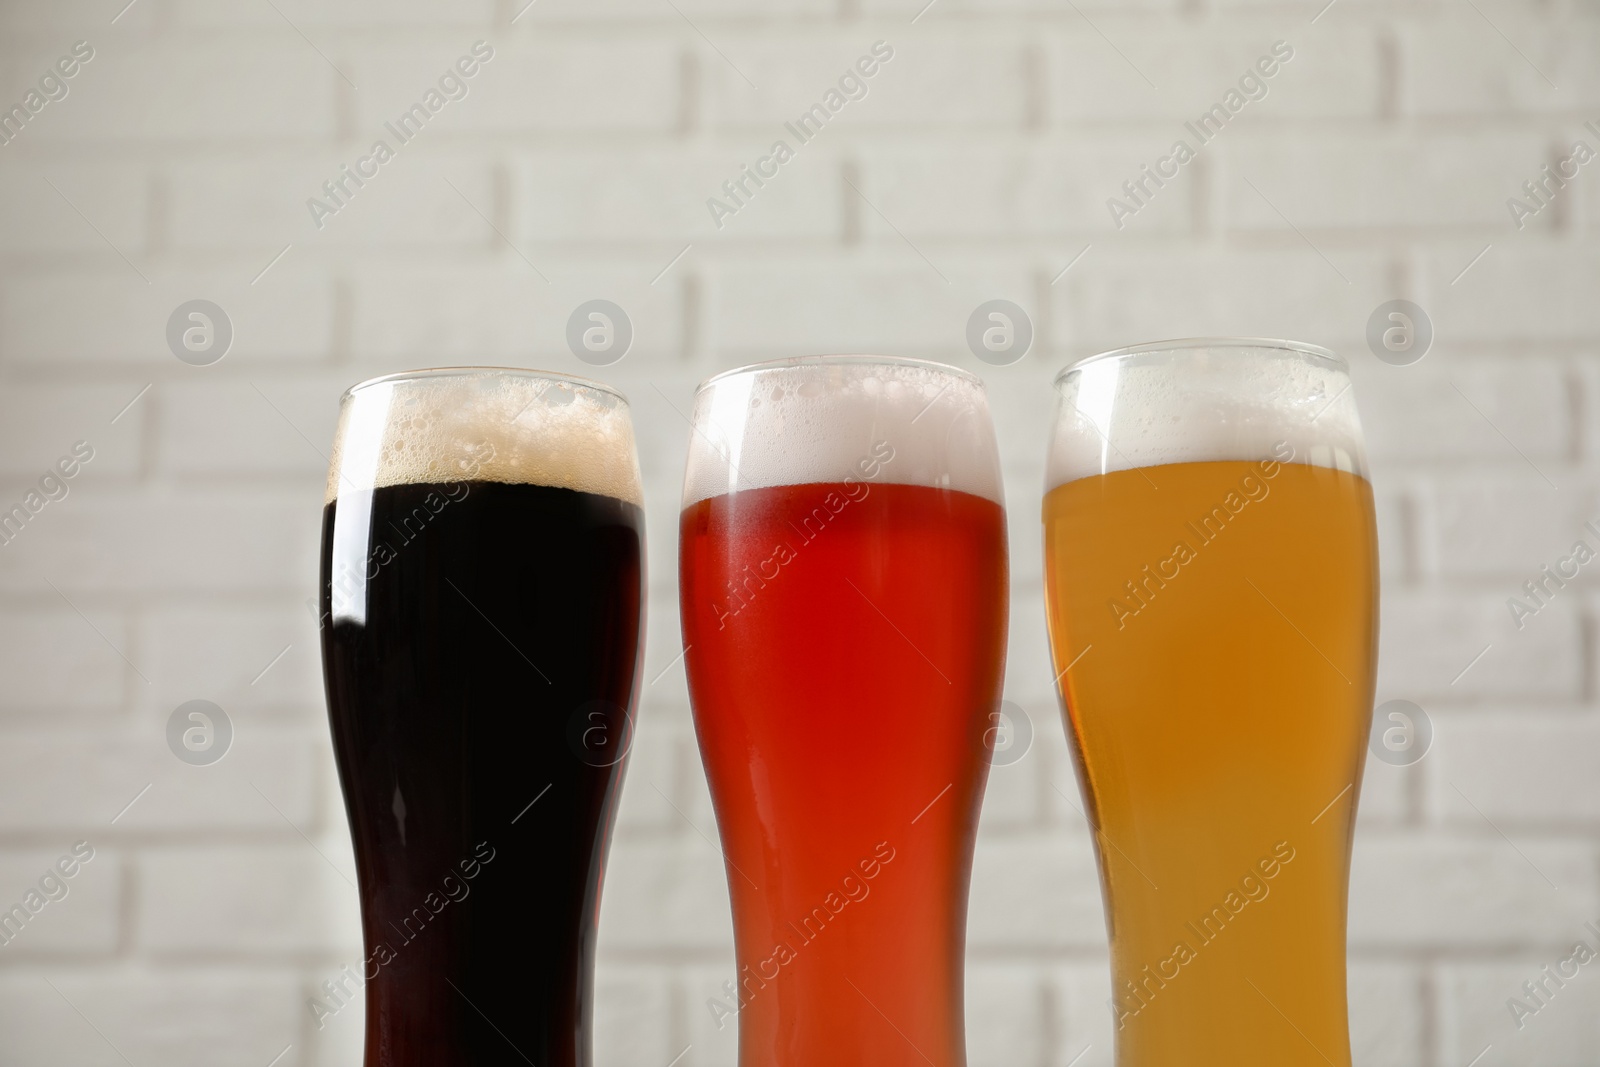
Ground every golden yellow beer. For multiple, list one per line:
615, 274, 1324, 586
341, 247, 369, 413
1043, 346, 1378, 1067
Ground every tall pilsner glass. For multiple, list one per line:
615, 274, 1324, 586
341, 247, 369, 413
1043, 339, 1378, 1066
679, 356, 1009, 1066
319, 369, 645, 1066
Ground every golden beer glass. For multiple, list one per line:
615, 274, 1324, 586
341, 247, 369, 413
1042, 339, 1378, 1066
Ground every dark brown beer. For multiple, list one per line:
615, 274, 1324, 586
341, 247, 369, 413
318, 370, 645, 1067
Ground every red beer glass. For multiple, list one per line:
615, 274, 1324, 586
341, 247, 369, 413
679, 356, 1009, 1066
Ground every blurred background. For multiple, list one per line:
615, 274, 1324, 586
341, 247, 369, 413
0, 0, 1593, 1064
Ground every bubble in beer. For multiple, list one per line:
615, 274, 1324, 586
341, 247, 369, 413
1365, 300, 1432, 366
166, 699, 233, 766
985, 698, 1033, 767
566, 699, 634, 767
1368, 698, 1431, 766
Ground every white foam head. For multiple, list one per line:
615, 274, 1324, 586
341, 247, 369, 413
683, 356, 1003, 506
326, 369, 643, 506
1046, 338, 1368, 490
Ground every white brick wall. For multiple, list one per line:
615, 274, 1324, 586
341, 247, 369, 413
0, 1, 1591, 1065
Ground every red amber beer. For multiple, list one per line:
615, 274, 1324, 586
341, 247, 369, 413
680, 357, 1008, 1067
1042, 340, 1378, 1067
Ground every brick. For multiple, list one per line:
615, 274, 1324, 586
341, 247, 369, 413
0, 969, 304, 1067
529, 0, 834, 18
1422, 244, 1600, 341
978, 712, 1050, 828
157, 377, 344, 478
967, 832, 1105, 950
966, 965, 1049, 1067
1437, 958, 1600, 1067
1052, 962, 1117, 1067
28, 42, 338, 141
1347, 962, 1424, 1067
1348, 833, 1600, 950
349, 264, 685, 363
704, 40, 1028, 130
167, 155, 499, 251
168, 0, 496, 27
302, 982, 365, 1067
593, 966, 676, 1067
683, 965, 748, 1067
709, 260, 1035, 358
1430, 714, 1600, 825
349, 41, 680, 135
0, 272, 334, 364
867, 0, 1177, 11
1357, 726, 1417, 824
0, 487, 321, 594
140, 605, 325, 722
613, 714, 692, 832
0, 728, 318, 832
1401, 20, 1600, 116
0, 609, 129, 715
0, 7, 152, 30
0, 384, 146, 479
1048, 26, 1383, 123
1223, 132, 1551, 232
513, 148, 840, 243
138, 846, 361, 955
619, 367, 700, 490
1378, 592, 1581, 701
1057, 248, 1390, 352
0, 163, 147, 257
597, 836, 733, 950
1371, 480, 1409, 583
1427, 478, 1593, 577
857, 142, 1193, 238
1354, 357, 1572, 464
0, 846, 120, 955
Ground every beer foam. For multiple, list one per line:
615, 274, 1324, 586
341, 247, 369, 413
1046, 339, 1368, 490
325, 370, 643, 506
682, 356, 1003, 506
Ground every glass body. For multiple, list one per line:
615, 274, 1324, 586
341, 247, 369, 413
318, 369, 645, 1067
1043, 339, 1378, 1067
679, 356, 1009, 1067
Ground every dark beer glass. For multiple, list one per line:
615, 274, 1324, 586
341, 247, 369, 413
319, 368, 645, 1066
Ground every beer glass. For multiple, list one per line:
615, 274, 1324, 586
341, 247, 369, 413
319, 368, 645, 1066
679, 356, 1009, 1066
1043, 339, 1378, 1066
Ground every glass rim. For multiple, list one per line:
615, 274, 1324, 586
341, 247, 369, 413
1054, 337, 1345, 385
340, 366, 629, 405
696, 354, 983, 394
